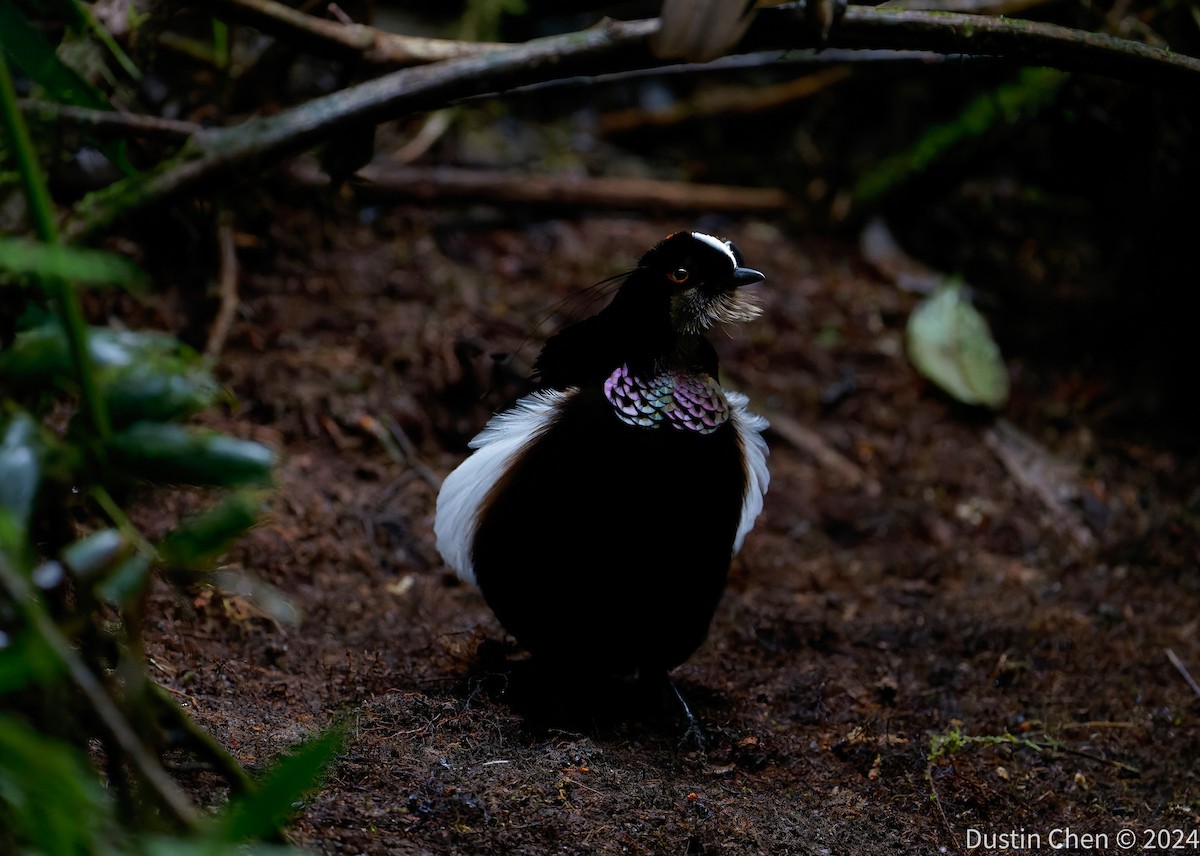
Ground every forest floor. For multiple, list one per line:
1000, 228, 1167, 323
140, 205, 1200, 855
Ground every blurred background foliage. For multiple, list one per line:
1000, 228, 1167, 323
1, 0, 1198, 851
5, 0, 1194, 427
0, 2, 341, 850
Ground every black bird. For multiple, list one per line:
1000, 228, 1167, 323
435, 231, 769, 697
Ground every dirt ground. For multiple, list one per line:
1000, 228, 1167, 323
141, 206, 1200, 855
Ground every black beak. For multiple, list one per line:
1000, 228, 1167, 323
732, 267, 765, 287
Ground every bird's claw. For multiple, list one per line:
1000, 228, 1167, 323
667, 677, 708, 752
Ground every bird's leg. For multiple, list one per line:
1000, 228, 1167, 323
668, 677, 707, 751
640, 669, 706, 750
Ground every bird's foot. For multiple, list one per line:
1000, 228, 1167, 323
667, 679, 707, 752
640, 669, 707, 751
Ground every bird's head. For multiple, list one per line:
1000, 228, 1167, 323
623, 231, 765, 336
532, 231, 766, 387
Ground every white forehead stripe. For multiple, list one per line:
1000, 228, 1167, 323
691, 231, 737, 264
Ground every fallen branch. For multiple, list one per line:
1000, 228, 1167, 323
859, 216, 945, 295
1165, 648, 1200, 700
724, 369, 876, 489
358, 413, 443, 491
762, 407, 878, 491
205, 214, 240, 361
984, 419, 1094, 550
300, 162, 792, 212
597, 65, 852, 134
66, 18, 658, 240
210, 0, 508, 66
66, 4, 1200, 240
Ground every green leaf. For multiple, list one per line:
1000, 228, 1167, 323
0, 714, 111, 854
0, 0, 109, 109
0, 509, 24, 557
0, 324, 71, 386
106, 422, 275, 487
0, 1, 138, 176
56, 0, 143, 81
159, 491, 266, 573
61, 527, 129, 578
906, 281, 1010, 409
0, 325, 212, 413
0, 238, 148, 290
95, 552, 151, 605
105, 361, 222, 429
0, 626, 63, 693
0, 412, 42, 528
213, 727, 345, 843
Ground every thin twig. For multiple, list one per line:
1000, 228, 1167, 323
326, 2, 354, 27
210, 0, 508, 66
985, 419, 1094, 550
766, 409, 874, 489
588, 46, 993, 76
19, 99, 201, 141
724, 377, 876, 490
925, 763, 962, 853
1049, 743, 1141, 775
597, 65, 852, 134
939, 728, 1143, 775
1056, 721, 1137, 730
384, 414, 443, 492
1165, 648, 1200, 700
358, 413, 443, 491
499, 48, 998, 105
0, 553, 200, 828
305, 162, 792, 212
206, 214, 240, 361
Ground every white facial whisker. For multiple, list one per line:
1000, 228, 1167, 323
672, 287, 763, 335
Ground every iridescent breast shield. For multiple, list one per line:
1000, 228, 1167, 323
602, 364, 731, 434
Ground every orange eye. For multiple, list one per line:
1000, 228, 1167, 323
668, 268, 689, 284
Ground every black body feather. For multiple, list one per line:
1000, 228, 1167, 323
440, 231, 766, 677
471, 386, 746, 673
